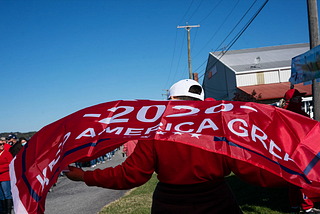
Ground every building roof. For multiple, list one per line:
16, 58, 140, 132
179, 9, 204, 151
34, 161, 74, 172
238, 82, 312, 100
211, 43, 310, 73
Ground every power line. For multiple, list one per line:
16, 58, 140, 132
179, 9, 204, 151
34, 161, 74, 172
191, 27, 199, 51
213, 0, 258, 53
165, 0, 196, 89
167, 0, 222, 88
197, 0, 269, 80
191, 0, 241, 61
184, 0, 223, 77
179, 27, 200, 80
216, 0, 269, 59
177, 23, 200, 79
165, 29, 179, 89
195, 0, 258, 78
187, 0, 204, 21
193, 59, 207, 73
198, 0, 223, 24
172, 30, 187, 84
178, 0, 195, 25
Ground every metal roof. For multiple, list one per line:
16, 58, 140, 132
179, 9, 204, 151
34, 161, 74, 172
211, 43, 310, 73
238, 82, 312, 100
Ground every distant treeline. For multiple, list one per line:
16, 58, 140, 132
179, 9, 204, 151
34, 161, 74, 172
0, 132, 37, 140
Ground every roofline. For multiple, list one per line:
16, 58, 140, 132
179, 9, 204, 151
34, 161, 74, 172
211, 43, 309, 56
208, 52, 236, 72
208, 52, 292, 75
235, 66, 291, 75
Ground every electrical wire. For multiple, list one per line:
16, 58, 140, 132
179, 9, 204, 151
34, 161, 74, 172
194, 58, 209, 75
216, 0, 269, 59
213, 0, 257, 53
165, 0, 195, 89
186, 0, 224, 78
191, 0, 240, 61
172, 30, 187, 84
195, 0, 258, 78
179, 25, 200, 81
178, 0, 195, 25
186, 0, 223, 79
164, 29, 179, 89
191, 27, 199, 51
179, 27, 200, 80
165, 0, 225, 87
198, 0, 223, 24
166, 0, 269, 93
197, 0, 269, 80
187, 0, 204, 21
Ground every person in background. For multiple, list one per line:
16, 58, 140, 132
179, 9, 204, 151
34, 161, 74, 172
9, 136, 24, 157
65, 79, 243, 214
283, 88, 319, 214
96, 156, 105, 165
122, 140, 138, 158
90, 159, 96, 168
106, 152, 112, 161
75, 162, 83, 169
0, 140, 13, 214
0, 138, 10, 152
283, 88, 309, 117
111, 149, 116, 157
6, 134, 17, 147
19, 137, 28, 146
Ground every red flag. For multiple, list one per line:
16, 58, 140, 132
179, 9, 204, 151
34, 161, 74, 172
10, 100, 320, 213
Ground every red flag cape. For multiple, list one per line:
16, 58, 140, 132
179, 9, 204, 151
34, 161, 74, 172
9, 100, 320, 213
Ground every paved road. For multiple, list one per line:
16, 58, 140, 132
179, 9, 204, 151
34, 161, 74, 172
45, 149, 129, 214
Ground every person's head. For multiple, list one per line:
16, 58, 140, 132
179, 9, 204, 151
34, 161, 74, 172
168, 79, 204, 101
7, 134, 17, 146
284, 89, 306, 104
0, 137, 6, 151
19, 137, 28, 146
0, 137, 6, 145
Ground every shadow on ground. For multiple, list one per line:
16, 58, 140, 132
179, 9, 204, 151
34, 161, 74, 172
226, 174, 320, 214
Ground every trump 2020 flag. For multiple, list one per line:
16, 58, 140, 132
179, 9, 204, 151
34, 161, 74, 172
10, 100, 320, 214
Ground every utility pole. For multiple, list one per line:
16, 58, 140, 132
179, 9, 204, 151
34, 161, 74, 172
162, 89, 169, 100
307, 0, 320, 121
177, 23, 200, 79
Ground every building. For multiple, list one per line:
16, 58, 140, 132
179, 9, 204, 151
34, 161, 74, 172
202, 43, 313, 115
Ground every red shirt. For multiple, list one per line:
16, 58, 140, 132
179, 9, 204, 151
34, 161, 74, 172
0, 149, 13, 182
4, 143, 11, 152
84, 139, 290, 190
84, 140, 231, 189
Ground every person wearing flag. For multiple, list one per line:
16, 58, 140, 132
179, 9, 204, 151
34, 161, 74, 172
65, 79, 243, 214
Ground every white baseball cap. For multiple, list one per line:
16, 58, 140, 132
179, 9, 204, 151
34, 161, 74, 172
168, 79, 204, 101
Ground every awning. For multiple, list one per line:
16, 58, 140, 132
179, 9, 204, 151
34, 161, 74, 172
238, 82, 312, 101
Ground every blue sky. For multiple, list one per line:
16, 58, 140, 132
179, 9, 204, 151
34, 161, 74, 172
0, 0, 316, 133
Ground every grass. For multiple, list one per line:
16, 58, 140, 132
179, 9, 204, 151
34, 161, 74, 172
99, 173, 158, 214
99, 173, 319, 214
